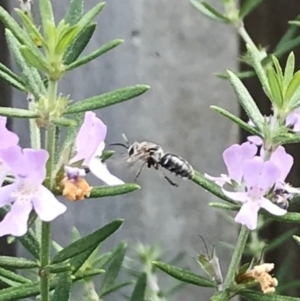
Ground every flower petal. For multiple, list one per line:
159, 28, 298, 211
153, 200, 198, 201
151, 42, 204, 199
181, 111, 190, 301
0, 160, 11, 187
221, 188, 248, 203
0, 146, 25, 177
71, 112, 107, 164
259, 161, 281, 192
204, 173, 230, 187
247, 135, 263, 146
234, 202, 260, 230
33, 186, 67, 221
243, 156, 264, 189
89, 157, 124, 185
0, 201, 32, 237
0, 183, 16, 207
0, 116, 19, 149
259, 198, 287, 216
223, 142, 257, 184
269, 146, 293, 182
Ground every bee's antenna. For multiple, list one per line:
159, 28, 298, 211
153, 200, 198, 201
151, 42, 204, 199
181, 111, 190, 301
110, 133, 130, 149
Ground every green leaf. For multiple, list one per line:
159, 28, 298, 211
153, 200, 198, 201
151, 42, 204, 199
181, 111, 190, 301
89, 184, 140, 199
0, 256, 38, 269
210, 106, 261, 135
0, 63, 25, 87
227, 70, 264, 130
14, 8, 46, 48
274, 36, 300, 59
18, 231, 41, 259
63, 23, 96, 65
267, 67, 283, 108
283, 52, 295, 89
239, 0, 263, 18
76, 2, 105, 32
285, 71, 300, 107
279, 132, 300, 145
51, 271, 72, 301
192, 171, 236, 204
52, 117, 77, 127
215, 70, 256, 80
39, 0, 55, 36
100, 281, 134, 298
20, 45, 48, 72
93, 252, 113, 268
0, 70, 26, 91
240, 290, 300, 301
66, 39, 123, 71
0, 107, 38, 118
55, 25, 80, 55
130, 273, 147, 301
0, 267, 31, 284
246, 44, 272, 100
5, 30, 45, 97
190, 0, 230, 23
73, 268, 105, 281
153, 261, 216, 288
0, 282, 41, 301
293, 235, 300, 246
45, 262, 72, 274
100, 241, 127, 295
276, 15, 300, 51
101, 150, 115, 162
65, 0, 83, 25
64, 85, 150, 114
51, 219, 123, 264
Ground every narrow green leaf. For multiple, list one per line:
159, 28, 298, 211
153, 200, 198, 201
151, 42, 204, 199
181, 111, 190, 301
190, 0, 229, 23
209, 202, 239, 211
0, 282, 41, 301
39, 0, 55, 36
101, 281, 134, 298
246, 44, 272, 100
100, 242, 127, 295
279, 133, 300, 144
192, 171, 236, 204
130, 273, 147, 301
14, 8, 46, 48
0, 267, 31, 284
89, 184, 140, 199
64, 85, 150, 114
0, 256, 38, 269
55, 25, 80, 55
210, 106, 261, 135
53, 117, 77, 127
239, 0, 263, 18
93, 252, 113, 268
241, 290, 300, 301
73, 269, 105, 281
45, 262, 72, 274
51, 219, 123, 264
51, 271, 72, 301
276, 15, 300, 51
267, 68, 283, 107
0, 70, 26, 91
285, 70, 300, 103
227, 70, 264, 130
293, 235, 300, 246
5, 29, 45, 97
63, 23, 97, 65
283, 52, 295, 89
0, 63, 25, 87
20, 45, 49, 72
65, 0, 83, 25
66, 39, 123, 71
18, 231, 41, 259
215, 70, 256, 80
274, 36, 300, 59
101, 150, 115, 162
76, 2, 105, 32
272, 56, 284, 84
153, 261, 216, 288
0, 107, 38, 118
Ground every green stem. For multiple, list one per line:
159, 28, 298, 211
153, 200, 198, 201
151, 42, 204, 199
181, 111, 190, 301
40, 222, 51, 301
237, 24, 257, 50
224, 226, 250, 287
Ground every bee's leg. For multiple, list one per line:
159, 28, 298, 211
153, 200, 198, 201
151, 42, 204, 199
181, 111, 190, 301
158, 165, 178, 187
134, 161, 147, 181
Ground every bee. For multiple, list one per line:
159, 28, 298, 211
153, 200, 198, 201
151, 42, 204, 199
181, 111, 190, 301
110, 134, 194, 187
272, 189, 291, 210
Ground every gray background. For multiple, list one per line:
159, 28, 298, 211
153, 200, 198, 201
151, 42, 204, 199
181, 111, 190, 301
10, 0, 239, 300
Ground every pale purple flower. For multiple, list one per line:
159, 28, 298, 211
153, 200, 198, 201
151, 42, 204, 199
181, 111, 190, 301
0, 146, 66, 237
286, 108, 300, 132
205, 142, 257, 187
0, 116, 19, 186
69, 111, 124, 185
222, 157, 286, 230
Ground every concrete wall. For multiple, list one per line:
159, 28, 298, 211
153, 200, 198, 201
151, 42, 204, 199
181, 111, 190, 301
10, 0, 238, 300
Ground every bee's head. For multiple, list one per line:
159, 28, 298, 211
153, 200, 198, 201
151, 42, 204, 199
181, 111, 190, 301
128, 142, 140, 157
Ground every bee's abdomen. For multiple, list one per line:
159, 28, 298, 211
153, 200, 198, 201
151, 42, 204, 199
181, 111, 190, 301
160, 153, 194, 179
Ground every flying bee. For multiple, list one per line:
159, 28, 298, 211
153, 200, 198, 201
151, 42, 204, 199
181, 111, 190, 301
272, 189, 291, 210
110, 134, 194, 187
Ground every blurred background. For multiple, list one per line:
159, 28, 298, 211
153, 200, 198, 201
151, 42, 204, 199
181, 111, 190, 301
0, 0, 300, 300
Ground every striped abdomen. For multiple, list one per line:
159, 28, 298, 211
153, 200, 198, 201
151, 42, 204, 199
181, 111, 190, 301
159, 153, 194, 179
